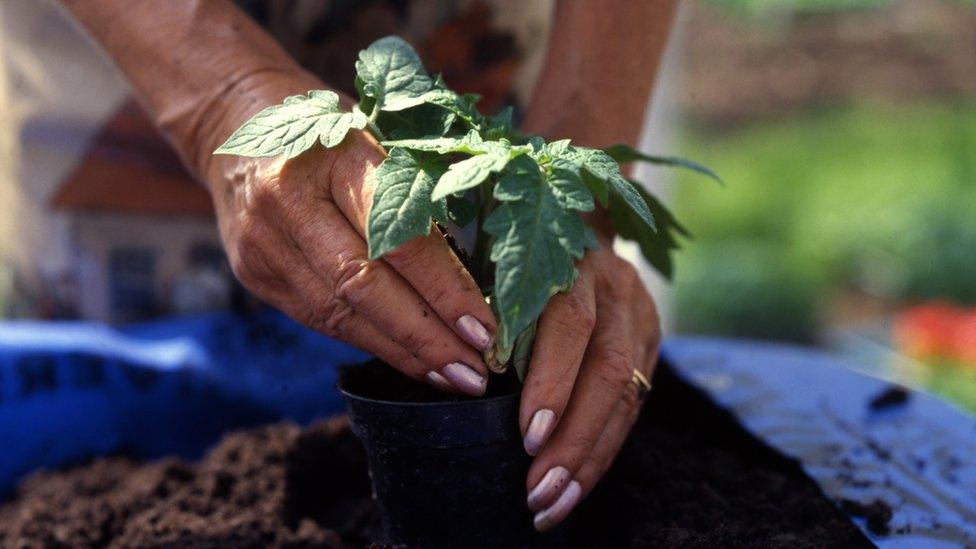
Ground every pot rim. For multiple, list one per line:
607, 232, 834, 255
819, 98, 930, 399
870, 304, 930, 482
337, 382, 519, 408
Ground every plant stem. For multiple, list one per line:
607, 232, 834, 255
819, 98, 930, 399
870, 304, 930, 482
365, 105, 385, 141
472, 184, 496, 291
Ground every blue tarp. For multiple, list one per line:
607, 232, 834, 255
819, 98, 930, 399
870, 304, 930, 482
1, 314, 973, 546
666, 337, 976, 548
0, 310, 368, 496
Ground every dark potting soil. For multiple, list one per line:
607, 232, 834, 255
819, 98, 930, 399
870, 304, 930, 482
0, 362, 872, 548
868, 384, 911, 412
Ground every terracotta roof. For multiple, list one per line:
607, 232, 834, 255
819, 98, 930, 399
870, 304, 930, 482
51, 99, 214, 217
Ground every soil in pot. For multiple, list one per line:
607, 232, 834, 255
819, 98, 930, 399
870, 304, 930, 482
0, 361, 872, 548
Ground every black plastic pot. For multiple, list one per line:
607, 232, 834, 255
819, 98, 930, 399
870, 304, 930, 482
339, 364, 559, 548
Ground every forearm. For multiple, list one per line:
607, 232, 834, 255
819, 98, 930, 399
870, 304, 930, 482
60, 0, 324, 189
524, 0, 677, 147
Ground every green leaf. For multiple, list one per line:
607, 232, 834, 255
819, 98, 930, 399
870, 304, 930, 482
485, 156, 585, 351
430, 140, 531, 201
581, 170, 610, 208
548, 158, 594, 214
484, 107, 514, 141
418, 88, 482, 129
354, 76, 374, 114
367, 148, 448, 259
609, 181, 690, 279
586, 151, 656, 231
382, 130, 484, 154
356, 36, 434, 112
432, 152, 512, 201
544, 139, 572, 157
549, 146, 656, 230
603, 143, 723, 184
511, 320, 537, 382
214, 90, 366, 158
377, 104, 456, 139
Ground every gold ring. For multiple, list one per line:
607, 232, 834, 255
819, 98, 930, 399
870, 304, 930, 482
631, 368, 652, 399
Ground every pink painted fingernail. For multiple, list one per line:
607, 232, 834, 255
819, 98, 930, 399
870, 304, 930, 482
533, 480, 581, 532
455, 315, 492, 351
425, 371, 454, 392
442, 362, 486, 396
524, 409, 556, 456
527, 466, 570, 512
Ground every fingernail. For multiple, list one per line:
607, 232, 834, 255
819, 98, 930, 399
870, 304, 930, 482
527, 466, 571, 512
524, 409, 556, 456
455, 315, 492, 351
425, 371, 454, 392
442, 362, 487, 396
533, 480, 581, 532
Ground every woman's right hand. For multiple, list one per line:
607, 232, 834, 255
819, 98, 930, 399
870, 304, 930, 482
210, 128, 496, 396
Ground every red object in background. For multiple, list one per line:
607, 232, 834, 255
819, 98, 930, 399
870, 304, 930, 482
894, 302, 976, 367
51, 99, 213, 217
952, 311, 976, 365
894, 302, 962, 359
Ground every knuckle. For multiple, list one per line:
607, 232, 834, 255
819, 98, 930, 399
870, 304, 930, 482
236, 215, 271, 254
303, 296, 356, 338
383, 237, 430, 270
245, 176, 283, 214
561, 436, 599, 469
562, 292, 596, 333
230, 219, 274, 286
620, 381, 642, 409
615, 260, 640, 288
423, 272, 460, 310
230, 256, 257, 289
594, 346, 635, 394
398, 327, 440, 354
332, 254, 381, 304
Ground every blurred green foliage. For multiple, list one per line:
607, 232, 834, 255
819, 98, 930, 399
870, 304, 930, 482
927, 367, 976, 413
674, 241, 819, 342
674, 101, 976, 340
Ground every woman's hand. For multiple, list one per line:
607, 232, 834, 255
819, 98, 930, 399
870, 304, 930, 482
519, 234, 661, 531
211, 130, 496, 396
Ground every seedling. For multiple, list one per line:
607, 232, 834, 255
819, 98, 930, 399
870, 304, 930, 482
216, 36, 718, 379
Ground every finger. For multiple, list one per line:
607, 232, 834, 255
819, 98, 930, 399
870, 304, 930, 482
319, 150, 498, 353
519, 265, 596, 456
533, 401, 636, 533
383, 231, 497, 352
565, 281, 660, 502
526, 275, 637, 486
630, 271, 662, 371
524, 276, 642, 530
290, 200, 489, 395
246, 234, 458, 393
561, 398, 638, 509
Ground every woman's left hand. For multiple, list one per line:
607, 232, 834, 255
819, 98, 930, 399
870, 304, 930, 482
518, 237, 661, 532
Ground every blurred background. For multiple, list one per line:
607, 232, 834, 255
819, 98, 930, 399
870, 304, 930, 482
663, 0, 976, 412
0, 0, 974, 414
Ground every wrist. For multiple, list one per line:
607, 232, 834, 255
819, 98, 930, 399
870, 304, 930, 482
190, 67, 322, 191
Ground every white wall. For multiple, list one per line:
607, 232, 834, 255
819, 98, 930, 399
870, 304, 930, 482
71, 213, 220, 322
0, 0, 129, 293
